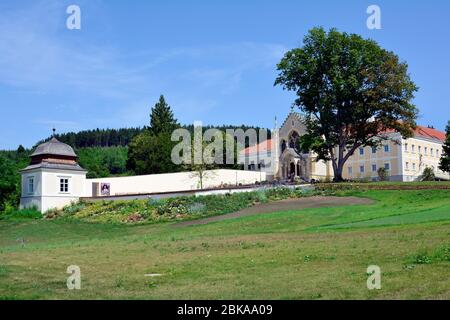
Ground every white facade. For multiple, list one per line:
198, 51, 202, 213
86, 169, 266, 197
21, 166, 266, 213
20, 168, 87, 213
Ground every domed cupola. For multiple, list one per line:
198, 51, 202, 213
30, 137, 78, 165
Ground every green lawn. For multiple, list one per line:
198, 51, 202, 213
0, 189, 449, 300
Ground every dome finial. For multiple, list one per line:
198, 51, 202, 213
52, 128, 56, 137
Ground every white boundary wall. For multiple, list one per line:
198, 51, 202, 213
86, 169, 266, 197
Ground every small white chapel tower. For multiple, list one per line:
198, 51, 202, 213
20, 134, 87, 213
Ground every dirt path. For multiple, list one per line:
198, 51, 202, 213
173, 196, 375, 227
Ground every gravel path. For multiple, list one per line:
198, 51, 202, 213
173, 196, 375, 227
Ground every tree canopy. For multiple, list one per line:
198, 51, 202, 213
275, 27, 418, 181
127, 95, 181, 175
438, 121, 450, 173
149, 95, 179, 135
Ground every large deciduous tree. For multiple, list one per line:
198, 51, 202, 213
275, 27, 418, 181
438, 121, 450, 173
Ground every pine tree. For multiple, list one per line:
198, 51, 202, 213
150, 95, 179, 135
438, 121, 450, 173
127, 95, 181, 174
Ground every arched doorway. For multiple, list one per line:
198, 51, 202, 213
290, 162, 296, 178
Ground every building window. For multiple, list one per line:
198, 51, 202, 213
360, 165, 365, 173
28, 177, 34, 194
424, 147, 428, 154
412, 145, 415, 153
418, 146, 421, 154
412, 163, 416, 171
430, 148, 434, 156
372, 146, 377, 154
348, 167, 353, 175
60, 178, 69, 193
384, 163, 390, 170
404, 143, 408, 152
281, 140, 287, 153
436, 149, 439, 157
359, 148, 364, 155
372, 164, 377, 172
384, 145, 389, 153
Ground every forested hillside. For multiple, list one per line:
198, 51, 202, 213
77, 146, 129, 178
0, 148, 29, 212
35, 125, 270, 149
35, 128, 143, 149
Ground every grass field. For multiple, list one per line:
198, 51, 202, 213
0, 189, 449, 299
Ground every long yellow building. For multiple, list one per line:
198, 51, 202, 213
240, 113, 449, 182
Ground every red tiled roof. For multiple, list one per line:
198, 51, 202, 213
413, 125, 446, 142
240, 139, 273, 155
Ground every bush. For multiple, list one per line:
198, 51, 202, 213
377, 167, 389, 181
0, 207, 41, 220
47, 187, 322, 225
421, 167, 436, 181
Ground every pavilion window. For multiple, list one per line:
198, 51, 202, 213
60, 178, 69, 193
28, 177, 34, 194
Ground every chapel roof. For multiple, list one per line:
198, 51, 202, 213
31, 137, 77, 158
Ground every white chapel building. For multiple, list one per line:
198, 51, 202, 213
20, 137, 88, 213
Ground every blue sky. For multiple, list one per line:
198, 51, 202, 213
0, 0, 449, 150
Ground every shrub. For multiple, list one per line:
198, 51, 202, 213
0, 207, 41, 220
421, 167, 436, 181
377, 167, 389, 181
46, 186, 324, 224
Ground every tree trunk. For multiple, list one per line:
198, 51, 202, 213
334, 162, 344, 182
330, 147, 345, 182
